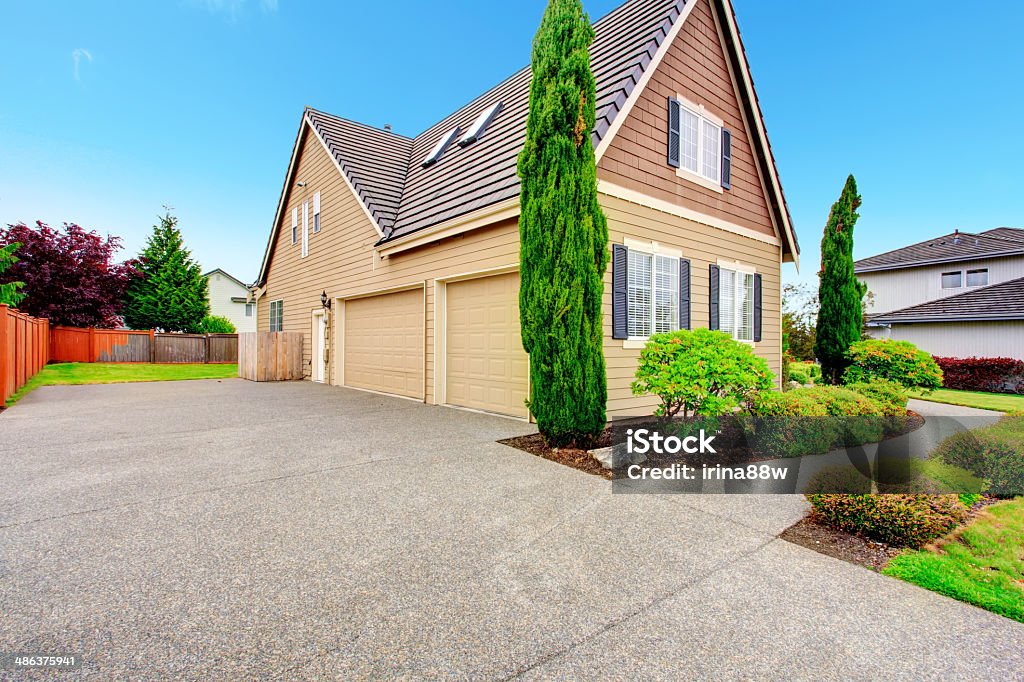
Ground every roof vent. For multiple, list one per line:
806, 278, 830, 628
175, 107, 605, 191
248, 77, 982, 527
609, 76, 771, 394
458, 102, 503, 147
422, 127, 461, 168
953, 228, 961, 245
384, 123, 392, 132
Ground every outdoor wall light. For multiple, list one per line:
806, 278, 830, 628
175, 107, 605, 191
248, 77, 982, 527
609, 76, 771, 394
321, 290, 331, 310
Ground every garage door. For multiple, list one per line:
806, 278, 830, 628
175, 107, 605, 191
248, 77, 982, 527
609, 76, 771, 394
446, 272, 529, 418
344, 288, 423, 399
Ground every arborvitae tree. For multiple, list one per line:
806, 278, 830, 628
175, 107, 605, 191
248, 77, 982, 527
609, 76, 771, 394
518, 0, 608, 447
123, 212, 209, 332
0, 243, 26, 307
814, 175, 867, 384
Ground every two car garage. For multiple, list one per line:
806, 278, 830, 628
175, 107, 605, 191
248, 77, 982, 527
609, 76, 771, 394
339, 272, 529, 419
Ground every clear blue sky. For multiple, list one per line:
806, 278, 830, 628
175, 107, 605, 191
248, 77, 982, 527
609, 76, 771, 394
2, 0, 1022, 286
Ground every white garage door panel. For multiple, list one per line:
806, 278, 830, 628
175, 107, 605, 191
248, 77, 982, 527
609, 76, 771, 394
446, 273, 529, 418
345, 289, 423, 399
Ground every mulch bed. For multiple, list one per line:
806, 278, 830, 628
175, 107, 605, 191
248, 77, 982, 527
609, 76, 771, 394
499, 409, 926, 479
781, 496, 1001, 572
498, 430, 614, 479
780, 517, 901, 571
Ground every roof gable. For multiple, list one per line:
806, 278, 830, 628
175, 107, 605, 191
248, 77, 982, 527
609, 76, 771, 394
258, 0, 796, 283
871, 275, 1024, 323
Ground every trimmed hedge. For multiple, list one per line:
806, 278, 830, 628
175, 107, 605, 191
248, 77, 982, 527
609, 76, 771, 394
845, 378, 909, 432
808, 494, 969, 548
789, 367, 810, 385
934, 356, 1024, 394
932, 417, 1024, 497
843, 339, 943, 390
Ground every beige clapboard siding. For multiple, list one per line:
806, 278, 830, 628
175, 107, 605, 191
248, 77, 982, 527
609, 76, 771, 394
261, 126, 520, 400
597, 0, 776, 239
262, 119, 782, 417
599, 193, 782, 416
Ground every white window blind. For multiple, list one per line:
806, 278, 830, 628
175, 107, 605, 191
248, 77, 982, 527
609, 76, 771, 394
313, 191, 321, 233
628, 251, 652, 338
719, 267, 754, 342
291, 208, 298, 245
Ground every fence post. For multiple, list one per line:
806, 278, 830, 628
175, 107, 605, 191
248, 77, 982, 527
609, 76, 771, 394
204, 334, 211, 364
88, 327, 97, 363
0, 304, 9, 406
149, 329, 156, 363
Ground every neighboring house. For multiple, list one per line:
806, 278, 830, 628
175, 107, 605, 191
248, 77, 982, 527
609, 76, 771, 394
204, 268, 257, 333
857, 227, 1024, 360
253, 0, 799, 418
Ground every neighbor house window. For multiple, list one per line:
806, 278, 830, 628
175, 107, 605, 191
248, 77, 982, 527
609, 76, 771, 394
719, 266, 755, 342
269, 300, 284, 332
941, 271, 962, 289
966, 268, 988, 287
245, 303, 254, 317
627, 250, 678, 338
678, 100, 721, 183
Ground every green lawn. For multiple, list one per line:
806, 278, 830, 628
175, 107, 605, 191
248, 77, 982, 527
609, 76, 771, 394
909, 388, 1024, 414
883, 497, 1024, 623
7, 362, 238, 405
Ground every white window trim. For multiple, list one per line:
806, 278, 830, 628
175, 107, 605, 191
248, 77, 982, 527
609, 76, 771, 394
940, 270, 963, 290
301, 201, 309, 258
269, 299, 284, 332
965, 268, 988, 288
623, 241, 684, 348
673, 94, 724, 194
716, 260, 756, 344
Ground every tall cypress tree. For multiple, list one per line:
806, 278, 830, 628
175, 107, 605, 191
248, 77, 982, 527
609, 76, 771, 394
123, 212, 209, 332
518, 0, 608, 447
814, 175, 866, 384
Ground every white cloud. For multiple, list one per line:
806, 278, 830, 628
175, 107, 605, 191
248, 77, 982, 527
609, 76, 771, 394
188, 0, 278, 19
72, 48, 92, 82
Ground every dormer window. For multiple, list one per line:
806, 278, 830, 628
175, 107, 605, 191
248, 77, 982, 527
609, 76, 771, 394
667, 96, 732, 192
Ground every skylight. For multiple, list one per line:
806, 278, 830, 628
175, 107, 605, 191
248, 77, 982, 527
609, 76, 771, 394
458, 102, 503, 147
422, 127, 461, 167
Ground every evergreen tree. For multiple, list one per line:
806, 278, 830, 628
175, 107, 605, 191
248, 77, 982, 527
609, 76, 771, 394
0, 243, 26, 307
814, 175, 867, 384
517, 0, 608, 447
123, 212, 209, 332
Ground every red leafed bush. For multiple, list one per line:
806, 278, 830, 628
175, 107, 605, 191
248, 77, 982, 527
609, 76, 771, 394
934, 356, 1024, 394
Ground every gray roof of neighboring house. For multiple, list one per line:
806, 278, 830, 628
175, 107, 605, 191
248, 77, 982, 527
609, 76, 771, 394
854, 227, 1024, 273
202, 268, 249, 289
870, 275, 1024, 324
305, 0, 687, 244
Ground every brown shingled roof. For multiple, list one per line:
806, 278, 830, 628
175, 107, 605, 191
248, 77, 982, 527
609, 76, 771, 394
870, 276, 1024, 324
855, 228, 1024, 273
305, 0, 685, 243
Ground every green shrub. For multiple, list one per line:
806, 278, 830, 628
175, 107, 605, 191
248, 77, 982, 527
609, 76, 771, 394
843, 339, 943, 390
198, 314, 236, 334
810, 364, 822, 380
632, 328, 774, 417
932, 417, 1024, 497
801, 385, 884, 446
846, 378, 909, 431
789, 367, 810, 385
808, 493, 969, 547
874, 458, 985, 495
746, 390, 838, 456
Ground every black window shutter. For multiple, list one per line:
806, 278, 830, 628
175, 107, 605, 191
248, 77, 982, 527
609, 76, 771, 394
708, 264, 720, 331
612, 244, 629, 339
721, 129, 732, 189
678, 258, 691, 330
753, 273, 763, 342
667, 98, 681, 168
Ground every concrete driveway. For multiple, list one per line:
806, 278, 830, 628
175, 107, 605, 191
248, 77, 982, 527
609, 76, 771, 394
1, 380, 1021, 679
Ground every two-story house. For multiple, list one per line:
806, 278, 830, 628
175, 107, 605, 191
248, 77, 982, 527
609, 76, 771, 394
204, 269, 257, 333
252, 0, 800, 418
858, 227, 1024, 360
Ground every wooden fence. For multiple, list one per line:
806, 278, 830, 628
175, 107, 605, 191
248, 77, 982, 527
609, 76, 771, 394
238, 331, 303, 381
50, 327, 238, 364
0, 304, 50, 407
